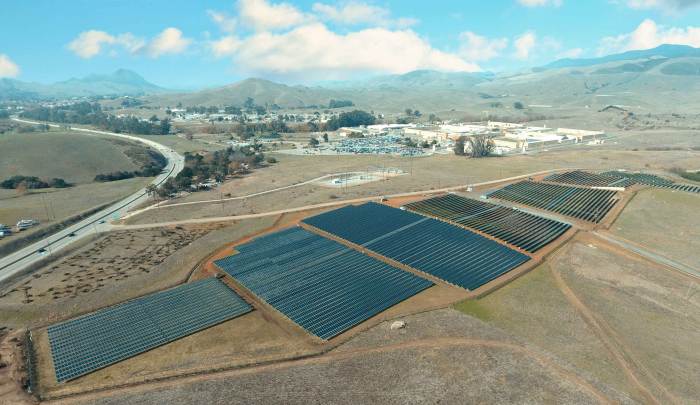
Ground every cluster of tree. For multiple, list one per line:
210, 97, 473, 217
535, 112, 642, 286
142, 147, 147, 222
120, 98, 143, 107
0, 109, 9, 119
513, 101, 525, 110
94, 171, 139, 182
235, 120, 290, 140
454, 135, 495, 158
1, 175, 71, 189
328, 99, 354, 109
325, 110, 376, 131
155, 144, 268, 198
94, 149, 166, 182
20, 102, 171, 135
16, 124, 50, 133
671, 167, 700, 182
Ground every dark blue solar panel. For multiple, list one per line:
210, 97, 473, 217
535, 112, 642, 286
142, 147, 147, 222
215, 228, 432, 340
303, 203, 530, 290
48, 278, 251, 382
303, 202, 426, 245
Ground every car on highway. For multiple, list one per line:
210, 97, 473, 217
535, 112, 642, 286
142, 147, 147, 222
37, 248, 47, 254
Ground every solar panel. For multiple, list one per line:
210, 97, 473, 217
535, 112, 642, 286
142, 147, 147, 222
48, 278, 251, 382
544, 170, 634, 188
215, 228, 433, 340
303, 202, 426, 245
302, 203, 530, 290
405, 194, 571, 253
600, 171, 700, 194
487, 181, 619, 223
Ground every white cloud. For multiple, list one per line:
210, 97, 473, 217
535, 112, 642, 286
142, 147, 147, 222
214, 23, 479, 80
147, 28, 191, 57
238, 0, 308, 31
210, 36, 242, 57
312, 2, 417, 28
208, 10, 237, 32
517, 0, 562, 7
599, 19, 700, 54
0, 54, 20, 78
514, 31, 537, 59
557, 47, 584, 58
459, 32, 508, 61
68, 30, 118, 58
624, 0, 700, 10
68, 28, 190, 58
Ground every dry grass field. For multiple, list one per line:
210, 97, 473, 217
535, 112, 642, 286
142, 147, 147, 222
124, 147, 698, 225
456, 233, 700, 404
611, 188, 700, 267
0, 131, 143, 184
64, 309, 633, 405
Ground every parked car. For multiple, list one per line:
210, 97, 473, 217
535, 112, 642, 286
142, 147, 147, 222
17, 219, 39, 231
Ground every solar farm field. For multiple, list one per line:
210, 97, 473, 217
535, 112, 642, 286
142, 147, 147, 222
303, 203, 530, 291
601, 171, 700, 194
487, 181, 619, 223
215, 227, 433, 340
404, 194, 571, 253
47, 278, 252, 383
543, 170, 633, 188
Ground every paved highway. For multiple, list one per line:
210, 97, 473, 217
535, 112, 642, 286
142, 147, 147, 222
0, 118, 184, 285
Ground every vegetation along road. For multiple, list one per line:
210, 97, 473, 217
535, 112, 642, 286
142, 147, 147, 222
0, 118, 185, 284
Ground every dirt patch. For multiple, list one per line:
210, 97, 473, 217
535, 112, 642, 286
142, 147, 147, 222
0, 330, 36, 405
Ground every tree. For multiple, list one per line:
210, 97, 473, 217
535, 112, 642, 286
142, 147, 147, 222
405, 108, 413, 116
244, 97, 255, 111
325, 110, 376, 130
309, 137, 320, 147
513, 101, 525, 110
145, 184, 158, 200
428, 113, 438, 123
322, 133, 329, 142
467, 135, 495, 158
454, 136, 467, 156
149, 115, 159, 122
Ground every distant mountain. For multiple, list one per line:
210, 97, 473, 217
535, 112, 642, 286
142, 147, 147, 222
325, 70, 493, 89
0, 69, 168, 101
540, 44, 700, 70
148, 71, 497, 111
147, 77, 342, 108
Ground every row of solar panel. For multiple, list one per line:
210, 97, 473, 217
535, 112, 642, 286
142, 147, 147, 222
404, 194, 571, 253
303, 202, 530, 290
48, 278, 252, 382
596, 171, 699, 194
544, 170, 634, 188
487, 181, 618, 223
214, 227, 433, 340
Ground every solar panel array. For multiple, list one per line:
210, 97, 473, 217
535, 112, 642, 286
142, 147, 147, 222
600, 171, 700, 194
405, 194, 571, 253
215, 227, 432, 340
599, 171, 673, 187
487, 181, 619, 223
48, 278, 252, 383
544, 170, 633, 188
303, 203, 530, 290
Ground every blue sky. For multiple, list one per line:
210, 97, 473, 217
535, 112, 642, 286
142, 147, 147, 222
2, 0, 700, 88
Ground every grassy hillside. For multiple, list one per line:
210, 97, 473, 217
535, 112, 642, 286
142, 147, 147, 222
0, 131, 145, 184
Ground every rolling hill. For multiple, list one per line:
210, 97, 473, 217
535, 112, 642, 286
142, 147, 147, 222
0, 69, 168, 101
5, 45, 700, 114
